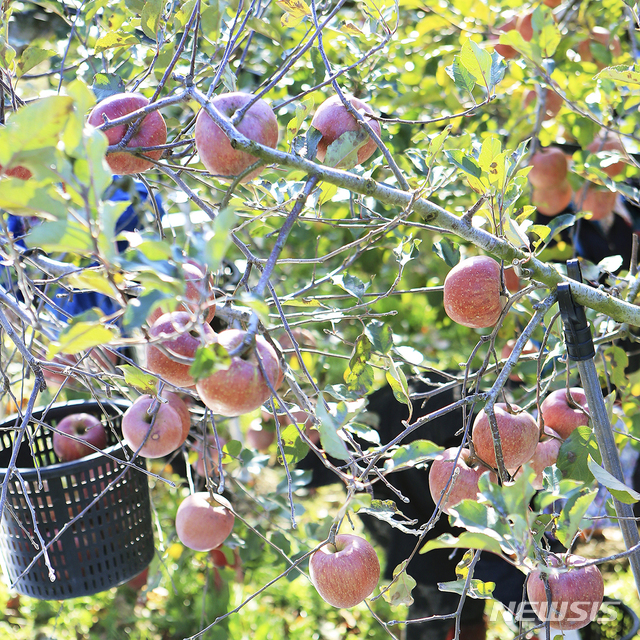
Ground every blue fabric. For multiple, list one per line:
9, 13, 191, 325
7, 178, 164, 322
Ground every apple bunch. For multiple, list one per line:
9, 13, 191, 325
528, 147, 573, 217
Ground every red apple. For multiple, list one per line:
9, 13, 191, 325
147, 260, 216, 325
581, 185, 616, 221
527, 554, 604, 630
472, 403, 539, 471
194, 91, 278, 182
493, 16, 519, 59
540, 388, 589, 440
87, 92, 167, 175
175, 492, 235, 552
0, 164, 32, 180
310, 95, 381, 170
516, 427, 563, 490
146, 311, 217, 388
125, 566, 149, 591
309, 534, 380, 608
122, 394, 187, 458
524, 89, 563, 121
245, 423, 276, 451
195, 329, 282, 417
52, 413, 108, 462
532, 179, 574, 217
443, 256, 504, 329
528, 147, 568, 190
428, 448, 490, 515
162, 391, 191, 441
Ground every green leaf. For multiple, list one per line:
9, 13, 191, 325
432, 238, 460, 267
331, 272, 369, 301
141, 0, 164, 40
92, 73, 126, 101
489, 52, 508, 89
25, 219, 94, 254
381, 561, 417, 607
205, 207, 236, 273
498, 30, 540, 64
446, 56, 476, 96
603, 346, 629, 389
439, 578, 495, 600
420, 532, 504, 556
315, 399, 350, 461
595, 64, 640, 86
286, 96, 314, 144
277, 423, 310, 465
459, 39, 493, 90
385, 440, 442, 472
556, 488, 597, 547
277, 0, 310, 28
358, 499, 420, 536
557, 426, 601, 483
445, 149, 482, 178
95, 31, 140, 54
344, 334, 374, 395
16, 45, 55, 78
385, 358, 411, 412
66, 269, 121, 300
365, 320, 393, 355
0, 180, 69, 218
587, 456, 640, 504
119, 364, 158, 394
189, 343, 232, 382
323, 129, 370, 169
48, 317, 118, 357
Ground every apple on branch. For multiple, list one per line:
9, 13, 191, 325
146, 311, 217, 388
194, 91, 279, 182
309, 534, 380, 608
471, 403, 539, 472
540, 387, 590, 440
527, 554, 604, 630
52, 413, 108, 462
428, 447, 492, 515
195, 329, 282, 417
310, 95, 381, 170
443, 256, 505, 329
147, 260, 216, 325
175, 492, 235, 552
122, 394, 188, 458
87, 92, 167, 175
515, 426, 563, 490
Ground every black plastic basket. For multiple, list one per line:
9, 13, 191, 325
580, 596, 640, 640
0, 399, 154, 599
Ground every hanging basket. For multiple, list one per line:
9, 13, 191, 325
0, 399, 154, 599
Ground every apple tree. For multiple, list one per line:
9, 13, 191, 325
0, 0, 640, 638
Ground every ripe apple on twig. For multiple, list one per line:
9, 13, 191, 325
309, 534, 380, 608
527, 553, 604, 630
87, 92, 167, 175
540, 387, 590, 440
194, 91, 279, 182
443, 256, 505, 329
195, 329, 282, 417
310, 95, 382, 170
472, 403, 539, 472
122, 394, 187, 458
53, 413, 108, 462
175, 492, 235, 552
146, 311, 217, 388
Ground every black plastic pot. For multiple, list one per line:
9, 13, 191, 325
0, 399, 154, 599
